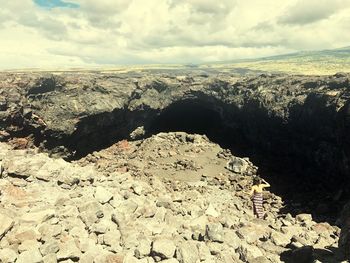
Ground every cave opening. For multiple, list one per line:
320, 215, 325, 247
148, 99, 347, 224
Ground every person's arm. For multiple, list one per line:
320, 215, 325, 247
261, 179, 270, 188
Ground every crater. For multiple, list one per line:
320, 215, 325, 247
1, 72, 350, 224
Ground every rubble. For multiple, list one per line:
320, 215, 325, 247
0, 132, 344, 262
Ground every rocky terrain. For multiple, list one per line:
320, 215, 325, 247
0, 71, 350, 262
0, 132, 345, 263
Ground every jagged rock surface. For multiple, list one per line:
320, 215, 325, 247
0, 72, 349, 174
0, 133, 344, 262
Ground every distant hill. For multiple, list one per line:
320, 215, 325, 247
205, 46, 350, 75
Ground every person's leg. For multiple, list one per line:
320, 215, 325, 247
253, 194, 264, 219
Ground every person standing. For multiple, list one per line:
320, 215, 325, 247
249, 177, 270, 219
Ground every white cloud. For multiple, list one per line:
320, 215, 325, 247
0, 0, 349, 69
278, 0, 348, 25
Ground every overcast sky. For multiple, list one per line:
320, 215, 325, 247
0, 0, 350, 69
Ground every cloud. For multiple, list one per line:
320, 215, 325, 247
170, 0, 236, 15
0, 0, 349, 69
278, 0, 346, 25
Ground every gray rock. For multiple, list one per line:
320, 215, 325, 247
119, 199, 139, 214
176, 241, 200, 263
249, 256, 271, 263
206, 223, 224, 243
151, 238, 176, 259
206, 242, 222, 256
130, 126, 146, 140
56, 238, 81, 261
42, 253, 57, 263
57, 166, 80, 186
236, 244, 263, 262
18, 240, 41, 252
295, 214, 312, 223
78, 201, 104, 226
188, 215, 208, 236
197, 242, 212, 261
222, 230, 241, 250
14, 229, 40, 243
3, 154, 45, 179
162, 259, 179, 263
91, 220, 110, 234
103, 229, 121, 249
131, 183, 144, 196
78, 237, 99, 253
0, 214, 14, 240
94, 186, 113, 204
20, 209, 55, 224
40, 239, 60, 256
16, 249, 43, 263
135, 238, 152, 258
205, 203, 220, 217
271, 231, 291, 247
0, 248, 17, 263
236, 223, 270, 244
226, 157, 249, 174
124, 253, 140, 263
35, 159, 66, 182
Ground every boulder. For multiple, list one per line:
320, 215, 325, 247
42, 253, 57, 263
236, 244, 263, 262
0, 248, 17, 263
20, 209, 55, 224
56, 238, 81, 261
271, 231, 291, 247
151, 238, 176, 259
0, 214, 14, 240
16, 249, 43, 263
94, 186, 113, 204
295, 214, 312, 223
226, 157, 249, 174
176, 241, 200, 263
206, 223, 224, 243
205, 203, 220, 218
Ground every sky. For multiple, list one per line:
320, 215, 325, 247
0, 0, 350, 69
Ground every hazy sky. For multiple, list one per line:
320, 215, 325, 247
1, 0, 350, 69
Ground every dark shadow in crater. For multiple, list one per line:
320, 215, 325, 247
147, 97, 349, 225
148, 99, 227, 140
280, 245, 343, 263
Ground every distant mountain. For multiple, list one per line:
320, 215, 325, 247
259, 46, 350, 61
206, 46, 350, 75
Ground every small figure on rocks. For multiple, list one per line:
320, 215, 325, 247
249, 177, 270, 219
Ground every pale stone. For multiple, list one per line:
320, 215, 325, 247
16, 249, 43, 263
20, 209, 55, 224
57, 238, 81, 261
205, 203, 220, 217
40, 239, 60, 256
0, 214, 14, 240
206, 223, 224, 243
295, 214, 312, 222
271, 231, 291, 247
0, 248, 17, 263
94, 186, 113, 204
176, 241, 200, 263
18, 240, 41, 252
152, 239, 176, 259
236, 244, 263, 262
42, 253, 57, 263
